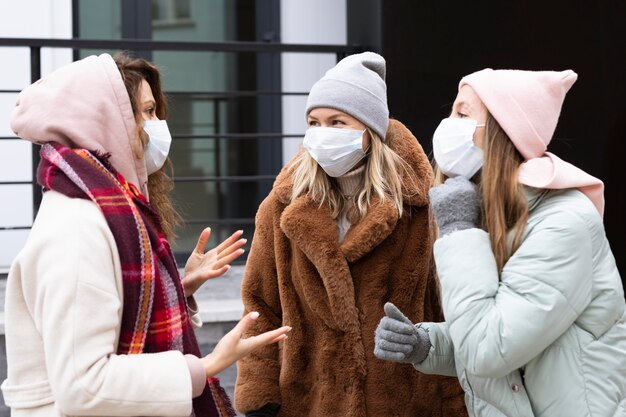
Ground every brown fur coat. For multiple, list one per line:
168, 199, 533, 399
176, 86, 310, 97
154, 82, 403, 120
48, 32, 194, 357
235, 119, 467, 417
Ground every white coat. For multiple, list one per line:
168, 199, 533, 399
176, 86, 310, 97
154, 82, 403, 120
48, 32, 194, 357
2, 191, 198, 417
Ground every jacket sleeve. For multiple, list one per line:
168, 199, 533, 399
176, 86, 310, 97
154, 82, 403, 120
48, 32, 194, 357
413, 322, 457, 377
435, 211, 593, 379
234, 197, 283, 413
24, 194, 194, 416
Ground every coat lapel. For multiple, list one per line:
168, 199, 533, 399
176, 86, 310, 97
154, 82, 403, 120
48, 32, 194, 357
279, 194, 361, 333
340, 196, 398, 263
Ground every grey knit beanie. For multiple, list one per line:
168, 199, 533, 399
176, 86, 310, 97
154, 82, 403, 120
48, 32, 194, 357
305, 51, 389, 140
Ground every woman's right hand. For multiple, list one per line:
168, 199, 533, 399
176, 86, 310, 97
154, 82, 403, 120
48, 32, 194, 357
428, 176, 481, 237
201, 312, 291, 377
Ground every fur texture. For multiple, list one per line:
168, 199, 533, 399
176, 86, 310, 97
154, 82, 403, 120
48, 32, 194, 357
235, 119, 467, 417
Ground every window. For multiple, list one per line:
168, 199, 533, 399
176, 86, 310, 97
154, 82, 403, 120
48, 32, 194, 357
74, 0, 282, 262
152, 0, 192, 25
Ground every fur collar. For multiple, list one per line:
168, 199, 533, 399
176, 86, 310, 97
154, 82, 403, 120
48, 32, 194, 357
276, 119, 432, 264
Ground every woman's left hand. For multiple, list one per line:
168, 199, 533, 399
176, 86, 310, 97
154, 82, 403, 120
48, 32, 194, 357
182, 228, 246, 297
201, 311, 291, 378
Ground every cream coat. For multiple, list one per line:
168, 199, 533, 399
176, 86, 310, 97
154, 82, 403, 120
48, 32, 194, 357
1, 191, 198, 417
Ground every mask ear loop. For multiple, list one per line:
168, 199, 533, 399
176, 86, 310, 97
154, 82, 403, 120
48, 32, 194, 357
363, 128, 375, 156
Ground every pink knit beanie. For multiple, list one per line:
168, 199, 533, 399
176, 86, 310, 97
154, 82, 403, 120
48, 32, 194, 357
459, 68, 604, 216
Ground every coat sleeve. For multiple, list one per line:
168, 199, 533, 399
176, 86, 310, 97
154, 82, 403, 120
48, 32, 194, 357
413, 322, 457, 377
234, 197, 283, 413
435, 211, 593, 379
23, 194, 194, 416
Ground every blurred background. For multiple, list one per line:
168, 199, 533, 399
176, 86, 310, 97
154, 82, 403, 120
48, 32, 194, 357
0, 0, 624, 414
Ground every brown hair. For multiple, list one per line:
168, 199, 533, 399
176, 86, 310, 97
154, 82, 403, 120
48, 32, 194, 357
113, 52, 182, 240
481, 115, 528, 272
433, 114, 527, 273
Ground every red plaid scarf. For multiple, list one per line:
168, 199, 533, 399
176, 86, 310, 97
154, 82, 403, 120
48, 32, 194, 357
37, 142, 235, 417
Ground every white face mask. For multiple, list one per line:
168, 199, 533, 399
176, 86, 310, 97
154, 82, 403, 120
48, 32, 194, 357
143, 120, 172, 175
432, 117, 485, 179
302, 127, 367, 177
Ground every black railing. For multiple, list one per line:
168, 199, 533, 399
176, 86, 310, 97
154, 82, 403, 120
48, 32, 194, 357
0, 38, 362, 254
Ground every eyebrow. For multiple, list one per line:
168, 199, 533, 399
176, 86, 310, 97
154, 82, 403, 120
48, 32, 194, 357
455, 100, 472, 110
307, 111, 347, 120
142, 99, 156, 107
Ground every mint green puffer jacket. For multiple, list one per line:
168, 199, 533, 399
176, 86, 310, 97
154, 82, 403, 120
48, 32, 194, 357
415, 187, 626, 417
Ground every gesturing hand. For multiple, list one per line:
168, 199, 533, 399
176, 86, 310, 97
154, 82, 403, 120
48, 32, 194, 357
428, 176, 481, 237
374, 302, 430, 364
182, 228, 246, 297
201, 312, 291, 377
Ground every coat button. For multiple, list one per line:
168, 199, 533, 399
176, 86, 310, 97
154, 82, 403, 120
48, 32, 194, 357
511, 383, 520, 392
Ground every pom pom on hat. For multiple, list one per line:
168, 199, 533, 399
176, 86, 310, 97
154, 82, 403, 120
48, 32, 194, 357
305, 51, 389, 140
459, 68, 577, 160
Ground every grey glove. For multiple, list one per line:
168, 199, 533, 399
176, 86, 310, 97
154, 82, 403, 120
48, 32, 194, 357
374, 302, 430, 365
428, 176, 480, 236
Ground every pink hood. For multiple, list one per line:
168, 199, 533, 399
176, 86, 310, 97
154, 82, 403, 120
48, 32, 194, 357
11, 53, 148, 195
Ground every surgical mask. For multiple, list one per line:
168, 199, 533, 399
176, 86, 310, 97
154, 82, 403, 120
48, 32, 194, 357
302, 127, 368, 177
432, 117, 485, 179
143, 120, 172, 175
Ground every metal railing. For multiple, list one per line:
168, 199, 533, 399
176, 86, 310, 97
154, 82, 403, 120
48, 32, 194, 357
0, 38, 363, 247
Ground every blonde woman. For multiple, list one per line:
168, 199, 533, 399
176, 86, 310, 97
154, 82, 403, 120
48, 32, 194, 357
234, 52, 466, 417
375, 69, 626, 416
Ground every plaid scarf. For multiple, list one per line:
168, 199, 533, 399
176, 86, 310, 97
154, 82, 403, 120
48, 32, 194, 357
37, 142, 235, 417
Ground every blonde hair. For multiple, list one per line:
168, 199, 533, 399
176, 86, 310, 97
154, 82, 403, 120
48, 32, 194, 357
290, 129, 410, 222
434, 114, 527, 272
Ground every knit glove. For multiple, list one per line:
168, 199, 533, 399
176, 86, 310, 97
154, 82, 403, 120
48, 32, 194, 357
374, 302, 431, 365
429, 176, 480, 237
246, 403, 280, 417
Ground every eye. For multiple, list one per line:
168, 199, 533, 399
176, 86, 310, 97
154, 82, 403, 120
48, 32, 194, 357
456, 112, 468, 119
308, 120, 320, 127
331, 119, 346, 126
144, 107, 155, 116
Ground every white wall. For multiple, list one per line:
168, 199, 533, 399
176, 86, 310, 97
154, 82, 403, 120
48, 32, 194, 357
0, 0, 72, 271
280, 0, 347, 165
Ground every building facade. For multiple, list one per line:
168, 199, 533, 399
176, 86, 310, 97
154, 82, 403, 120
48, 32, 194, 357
0, 0, 350, 270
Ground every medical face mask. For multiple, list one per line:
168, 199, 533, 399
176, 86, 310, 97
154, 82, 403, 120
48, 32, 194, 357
143, 120, 172, 175
302, 127, 368, 178
432, 117, 485, 179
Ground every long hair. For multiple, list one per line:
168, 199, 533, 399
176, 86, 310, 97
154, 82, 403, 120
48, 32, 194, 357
290, 129, 410, 222
434, 114, 527, 272
113, 52, 182, 240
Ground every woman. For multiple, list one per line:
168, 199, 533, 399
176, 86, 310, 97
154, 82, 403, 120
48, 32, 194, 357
374, 68, 626, 416
1, 53, 290, 417
234, 52, 466, 417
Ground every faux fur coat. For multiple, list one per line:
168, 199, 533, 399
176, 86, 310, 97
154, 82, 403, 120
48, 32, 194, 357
235, 119, 467, 417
